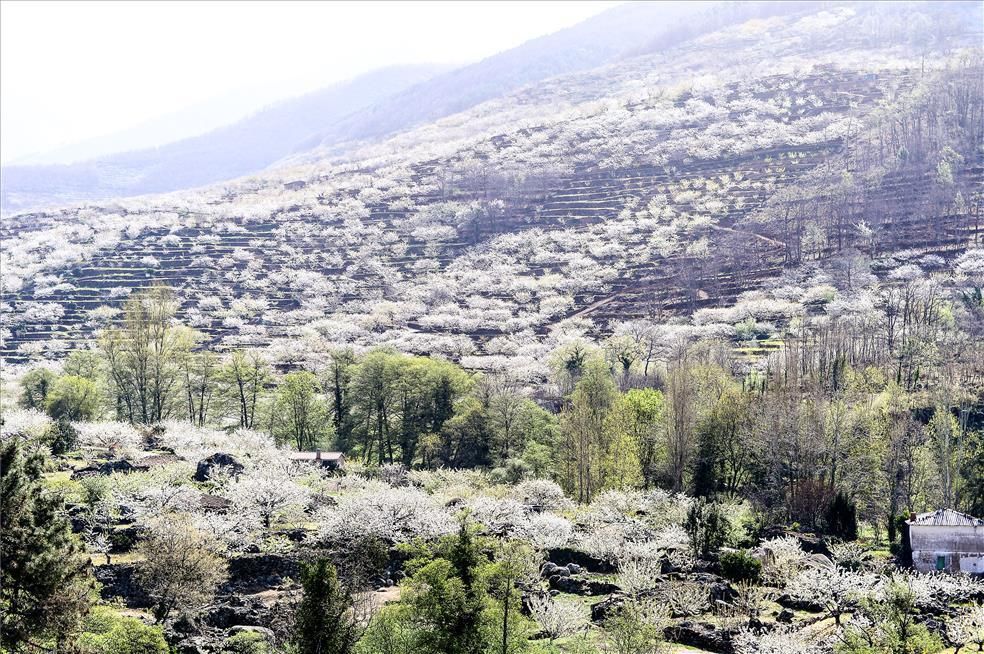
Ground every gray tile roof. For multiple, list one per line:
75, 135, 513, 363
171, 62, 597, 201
908, 509, 984, 527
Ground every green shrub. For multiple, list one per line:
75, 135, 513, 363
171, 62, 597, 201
685, 499, 728, 558
824, 491, 858, 541
222, 631, 270, 654
719, 550, 761, 583
77, 606, 168, 654
45, 419, 79, 455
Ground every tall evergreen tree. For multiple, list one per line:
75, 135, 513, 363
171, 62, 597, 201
406, 522, 490, 654
1, 440, 92, 651
293, 559, 359, 654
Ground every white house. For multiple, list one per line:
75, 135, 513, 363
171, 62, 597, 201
906, 509, 984, 574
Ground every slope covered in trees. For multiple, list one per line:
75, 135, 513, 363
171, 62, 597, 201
2, 3, 984, 652
2, 2, 980, 379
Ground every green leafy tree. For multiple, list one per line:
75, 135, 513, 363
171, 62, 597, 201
62, 349, 103, 381
613, 388, 665, 488
604, 598, 667, 654
692, 386, 753, 498
404, 523, 490, 654
76, 606, 168, 654
356, 605, 419, 654
100, 286, 193, 424
294, 559, 359, 654
961, 430, 984, 517
223, 631, 271, 654
273, 371, 330, 451
1, 440, 93, 650
219, 349, 270, 429
560, 358, 618, 502
45, 419, 80, 456
439, 396, 491, 469
45, 375, 100, 421
486, 541, 538, 654
517, 402, 560, 479
327, 348, 357, 451
19, 367, 56, 411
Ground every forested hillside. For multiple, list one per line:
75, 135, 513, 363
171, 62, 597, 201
2, 1, 980, 376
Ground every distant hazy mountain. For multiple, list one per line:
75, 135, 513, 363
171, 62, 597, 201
9, 80, 319, 167
0, 65, 449, 213
2, 2, 710, 213
294, 2, 705, 157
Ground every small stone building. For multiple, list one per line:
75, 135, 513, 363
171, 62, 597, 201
288, 450, 345, 471
906, 509, 984, 573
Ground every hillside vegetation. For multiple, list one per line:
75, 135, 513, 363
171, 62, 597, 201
2, 2, 981, 378
2, 3, 984, 653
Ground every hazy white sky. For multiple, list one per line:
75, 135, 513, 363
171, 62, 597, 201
1, 1, 616, 164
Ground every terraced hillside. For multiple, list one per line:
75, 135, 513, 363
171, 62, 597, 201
1, 2, 981, 379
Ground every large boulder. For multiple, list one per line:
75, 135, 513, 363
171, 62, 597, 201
108, 525, 144, 553
693, 572, 738, 603
194, 453, 244, 483
549, 575, 620, 596
229, 626, 275, 640
93, 563, 152, 608
200, 598, 268, 630
224, 554, 300, 594
545, 548, 616, 573
665, 621, 736, 654
591, 595, 625, 622
71, 459, 136, 479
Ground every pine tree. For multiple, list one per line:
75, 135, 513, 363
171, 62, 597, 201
407, 522, 490, 654
824, 490, 858, 541
293, 559, 358, 654
1, 439, 93, 650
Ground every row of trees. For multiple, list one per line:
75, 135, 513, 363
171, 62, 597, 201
18, 283, 984, 551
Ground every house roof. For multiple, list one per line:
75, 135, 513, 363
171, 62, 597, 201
289, 451, 344, 461
908, 509, 984, 527
199, 494, 233, 511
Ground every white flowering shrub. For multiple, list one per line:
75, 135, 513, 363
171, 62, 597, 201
316, 486, 454, 545
1, 408, 53, 441
191, 510, 256, 551
662, 580, 710, 617
511, 479, 570, 511
520, 513, 574, 550
761, 536, 813, 587
74, 420, 141, 458
897, 571, 984, 608
828, 541, 876, 570
785, 567, 876, 619
467, 496, 529, 536
945, 603, 984, 651
733, 625, 822, 654
229, 461, 312, 530
113, 464, 199, 519
617, 556, 664, 596
157, 421, 276, 462
528, 593, 589, 642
